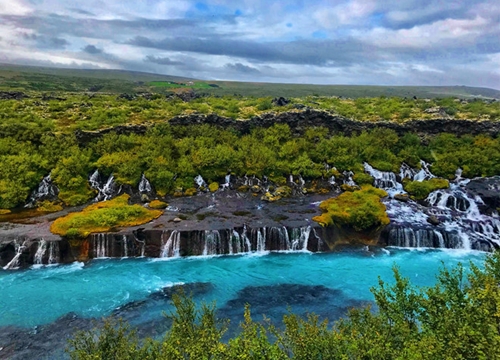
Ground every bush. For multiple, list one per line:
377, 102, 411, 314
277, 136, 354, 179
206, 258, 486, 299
403, 178, 449, 200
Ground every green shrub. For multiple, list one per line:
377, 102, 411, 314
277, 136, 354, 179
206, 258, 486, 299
404, 178, 449, 200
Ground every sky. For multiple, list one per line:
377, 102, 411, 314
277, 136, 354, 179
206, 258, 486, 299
0, 0, 499, 89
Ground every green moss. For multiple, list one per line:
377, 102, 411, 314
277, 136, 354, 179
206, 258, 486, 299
353, 172, 374, 185
403, 178, 449, 200
184, 188, 197, 196
50, 194, 162, 238
313, 185, 390, 231
36, 200, 63, 213
208, 182, 219, 192
0, 209, 11, 215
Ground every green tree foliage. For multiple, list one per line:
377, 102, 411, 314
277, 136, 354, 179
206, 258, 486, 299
404, 178, 450, 200
68, 252, 500, 359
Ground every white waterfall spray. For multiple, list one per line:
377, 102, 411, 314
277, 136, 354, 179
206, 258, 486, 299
3, 240, 28, 270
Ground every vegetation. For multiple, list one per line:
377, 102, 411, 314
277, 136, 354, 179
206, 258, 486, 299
403, 178, 450, 200
3, 120, 500, 210
313, 185, 390, 231
68, 252, 500, 359
148, 200, 168, 209
50, 194, 162, 238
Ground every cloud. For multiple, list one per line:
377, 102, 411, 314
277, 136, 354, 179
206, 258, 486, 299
0, 0, 498, 89
225, 62, 261, 74
144, 55, 183, 65
83, 45, 103, 54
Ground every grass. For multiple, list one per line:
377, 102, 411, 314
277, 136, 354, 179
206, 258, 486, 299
313, 185, 390, 231
50, 194, 162, 238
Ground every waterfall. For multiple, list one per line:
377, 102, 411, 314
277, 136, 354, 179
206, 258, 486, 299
203, 230, 222, 256
34, 239, 47, 265
161, 230, 181, 258
138, 174, 152, 193
93, 234, 108, 258
343, 171, 356, 186
89, 170, 116, 201
48, 242, 60, 264
122, 235, 128, 258
194, 175, 207, 188
387, 227, 462, 249
364, 163, 403, 194
26, 174, 58, 206
221, 174, 231, 190
290, 226, 311, 251
3, 240, 27, 270
414, 160, 435, 181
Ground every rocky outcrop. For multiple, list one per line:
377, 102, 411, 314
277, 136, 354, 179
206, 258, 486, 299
466, 176, 500, 215
0, 91, 28, 100
74, 110, 500, 145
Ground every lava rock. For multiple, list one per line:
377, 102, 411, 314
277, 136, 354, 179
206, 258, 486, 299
394, 193, 409, 202
427, 215, 440, 226
272, 97, 290, 106
0, 91, 28, 100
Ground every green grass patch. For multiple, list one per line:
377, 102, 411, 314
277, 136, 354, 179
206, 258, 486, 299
313, 185, 390, 231
50, 194, 162, 238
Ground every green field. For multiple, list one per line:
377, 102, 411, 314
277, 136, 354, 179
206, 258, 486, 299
1, 63, 499, 99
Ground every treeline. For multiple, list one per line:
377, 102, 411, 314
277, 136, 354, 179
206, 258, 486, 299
2, 123, 500, 209
68, 252, 500, 359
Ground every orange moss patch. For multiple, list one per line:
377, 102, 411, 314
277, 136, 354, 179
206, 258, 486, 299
149, 200, 168, 209
50, 194, 162, 238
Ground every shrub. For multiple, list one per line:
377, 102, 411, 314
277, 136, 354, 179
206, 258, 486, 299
149, 200, 168, 209
403, 178, 449, 200
313, 185, 390, 231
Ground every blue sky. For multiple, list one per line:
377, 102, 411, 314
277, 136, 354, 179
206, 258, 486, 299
0, 0, 499, 89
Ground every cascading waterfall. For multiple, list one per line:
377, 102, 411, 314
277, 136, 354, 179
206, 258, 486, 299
221, 174, 231, 190
34, 239, 47, 265
290, 226, 311, 251
138, 174, 152, 193
364, 163, 403, 195
161, 230, 181, 258
3, 240, 27, 270
342, 171, 356, 186
122, 235, 128, 258
93, 233, 108, 258
194, 175, 207, 188
203, 230, 222, 256
26, 174, 59, 207
48, 241, 60, 264
89, 170, 116, 201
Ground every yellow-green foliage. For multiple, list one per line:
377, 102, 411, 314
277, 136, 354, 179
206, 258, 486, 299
313, 185, 390, 231
184, 188, 197, 196
149, 200, 168, 209
0, 209, 11, 215
353, 172, 374, 185
36, 200, 63, 213
50, 194, 162, 238
208, 182, 219, 192
404, 178, 449, 200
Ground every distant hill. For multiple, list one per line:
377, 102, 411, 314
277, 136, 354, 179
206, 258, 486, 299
0, 63, 498, 99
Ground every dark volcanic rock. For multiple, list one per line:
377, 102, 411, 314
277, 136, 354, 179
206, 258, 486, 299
466, 176, 500, 215
0, 91, 28, 100
272, 97, 290, 106
427, 215, 440, 226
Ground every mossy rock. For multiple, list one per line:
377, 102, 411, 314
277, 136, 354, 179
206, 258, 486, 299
36, 200, 63, 213
149, 200, 168, 209
341, 184, 361, 192
261, 192, 282, 202
0, 209, 12, 215
313, 185, 390, 231
237, 185, 249, 192
353, 172, 374, 185
50, 194, 162, 238
251, 185, 261, 193
208, 182, 219, 192
184, 188, 197, 196
275, 186, 292, 198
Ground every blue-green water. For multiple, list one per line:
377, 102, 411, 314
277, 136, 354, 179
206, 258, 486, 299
0, 249, 487, 329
